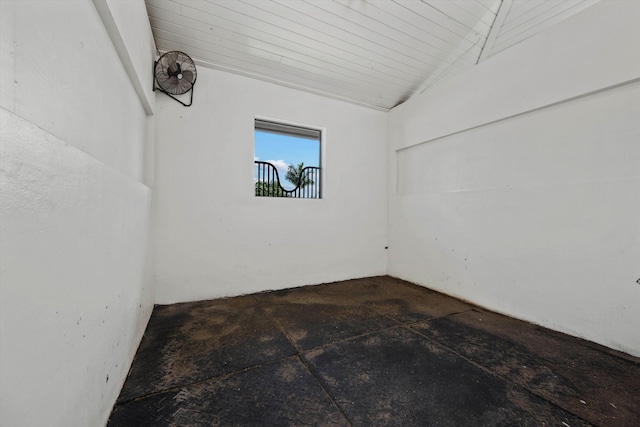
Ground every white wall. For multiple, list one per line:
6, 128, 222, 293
92, 0, 156, 115
388, 1, 640, 357
153, 67, 388, 303
0, 1, 155, 426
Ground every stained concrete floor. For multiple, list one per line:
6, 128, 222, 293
109, 276, 640, 426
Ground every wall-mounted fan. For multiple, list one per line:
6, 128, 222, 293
154, 51, 197, 106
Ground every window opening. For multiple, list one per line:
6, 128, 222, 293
254, 119, 321, 198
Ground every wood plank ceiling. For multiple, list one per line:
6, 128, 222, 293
145, 0, 599, 110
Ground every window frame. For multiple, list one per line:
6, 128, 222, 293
254, 116, 324, 199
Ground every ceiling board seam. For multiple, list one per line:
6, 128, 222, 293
328, 0, 481, 65
145, 0, 600, 113
392, 0, 489, 45
187, 54, 391, 111
211, 0, 445, 75
448, 0, 498, 28
417, 0, 488, 35
499, 0, 580, 35
413, 34, 484, 98
152, 33, 393, 101
166, 0, 432, 80
506, 0, 547, 21
276, 0, 471, 71
370, 0, 486, 55
478, 0, 513, 63
378, 0, 486, 57
495, 0, 587, 47
147, 16, 416, 92
474, 0, 501, 15
153, 35, 400, 107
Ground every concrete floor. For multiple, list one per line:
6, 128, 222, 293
109, 276, 640, 426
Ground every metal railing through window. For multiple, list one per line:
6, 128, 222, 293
254, 161, 321, 198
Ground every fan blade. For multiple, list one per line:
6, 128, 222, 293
158, 76, 178, 94
181, 70, 195, 84
165, 51, 178, 66
166, 76, 179, 87
174, 79, 193, 95
163, 52, 179, 75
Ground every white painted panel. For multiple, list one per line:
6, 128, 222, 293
299, 0, 479, 67
13, 0, 147, 180
500, 0, 575, 34
390, 179, 640, 357
390, 0, 640, 150
392, 0, 486, 46
0, 2, 155, 426
508, 0, 548, 20
222, 0, 453, 71
170, 0, 424, 74
336, 0, 484, 60
0, 0, 15, 111
493, 0, 597, 53
96, 0, 156, 114
451, 0, 500, 25
0, 110, 153, 427
152, 66, 388, 303
398, 82, 640, 195
476, 0, 500, 10
423, 0, 492, 33
146, 0, 181, 14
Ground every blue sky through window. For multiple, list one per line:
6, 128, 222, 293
254, 130, 320, 190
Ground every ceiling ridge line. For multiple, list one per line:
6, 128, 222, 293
477, 0, 514, 64
414, 34, 484, 98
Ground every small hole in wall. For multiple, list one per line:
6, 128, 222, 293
636, 278, 640, 285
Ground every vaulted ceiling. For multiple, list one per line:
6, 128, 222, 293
145, 0, 599, 110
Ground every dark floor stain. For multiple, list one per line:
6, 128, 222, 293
263, 302, 398, 351
109, 357, 349, 427
110, 276, 639, 426
117, 294, 296, 403
411, 310, 640, 426
257, 276, 473, 326
302, 326, 590, 427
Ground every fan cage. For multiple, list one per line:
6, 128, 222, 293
154, 51, 197, 106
